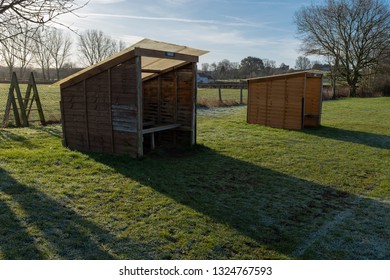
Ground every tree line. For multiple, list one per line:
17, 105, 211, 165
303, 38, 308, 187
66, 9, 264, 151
201, 58, 294, 81
0, 27, 125, 82
199, 55, 327, 81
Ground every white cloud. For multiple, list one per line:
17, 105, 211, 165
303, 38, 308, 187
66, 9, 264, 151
162, 0, 193, 6
118, 35, 145, 45
79, 12, 217, 24
92, 0, 126, 4
77, 12, 263, 28
215, 0, 288, 4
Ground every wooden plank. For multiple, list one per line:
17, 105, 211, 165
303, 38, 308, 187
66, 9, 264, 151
134, 47, 199, 62
83, 80, 90, 149
191, 63, 197, 145
173, 71, 178, 144
136, 56, 143, 158
142, 61, 193, 83
60, 96, 68, 147
248, 71, 307, 83
113, 125, 137, 133
142, 124, 181, 134
11, 73, 29, 127
142, 69, 162, 73
158, 75, 162, 124
112, 104, 136, 111
59, 51, 136, 89
113, 130, 138, 157
318, 76, 323, 127
62, 96, 84, 103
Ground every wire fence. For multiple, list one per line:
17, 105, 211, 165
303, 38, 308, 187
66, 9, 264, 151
197, 84, 248, 108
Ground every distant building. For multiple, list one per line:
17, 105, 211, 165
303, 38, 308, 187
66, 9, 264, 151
197, 73, 214, 83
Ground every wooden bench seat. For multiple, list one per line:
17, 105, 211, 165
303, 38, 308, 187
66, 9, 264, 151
142, 123, 181, 149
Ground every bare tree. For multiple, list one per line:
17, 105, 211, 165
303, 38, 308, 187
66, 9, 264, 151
295, 0, 390, 96
295, 56, 311, 70
201, 63, 210, 72
14, 22, 35, 79
78, 29, 124, 66
0, 0, 87, 44
0, 22, 35, 79
1, 37, 17, 79
112, 39, 126, 54
49, 29, 73, 80
262, 59, 276, 75
33, 28, 53, 81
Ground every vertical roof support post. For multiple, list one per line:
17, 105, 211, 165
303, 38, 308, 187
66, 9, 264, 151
302, 73, 307, 129
192, 63, 197, 145
318, 75, 324, 127
60, 92, 68, 147
83, 79, 90, 150
135, 55, 144, 158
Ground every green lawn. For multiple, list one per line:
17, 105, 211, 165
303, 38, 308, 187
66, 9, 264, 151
0, 97, 389, 259
197, 87, 247, 106
0, 83, 61, 125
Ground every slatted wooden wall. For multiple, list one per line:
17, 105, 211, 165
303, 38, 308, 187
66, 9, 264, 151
61, 59, 196, 158
303, 76, 322, 127
143, 63, 195, 149
61, 58, 139, 157
247, 72, 322, 130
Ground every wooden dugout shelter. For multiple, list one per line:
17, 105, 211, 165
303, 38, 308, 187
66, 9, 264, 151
247, 71, 323, 130
57, 39, 208, 158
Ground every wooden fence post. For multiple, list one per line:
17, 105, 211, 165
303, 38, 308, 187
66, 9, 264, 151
218, 85, 222, 102
240, 84, 243, 104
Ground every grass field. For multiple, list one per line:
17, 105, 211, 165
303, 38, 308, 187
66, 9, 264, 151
0, 88, 389, 259
0, 83, 60, 125
197, 87, 247, 107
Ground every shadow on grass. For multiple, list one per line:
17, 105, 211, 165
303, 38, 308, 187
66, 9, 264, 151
303, 126, 390, 150
0, 130, 39, 149
90, 145, 390, 259
0, 168, 155, 260
31, 125, 63, 139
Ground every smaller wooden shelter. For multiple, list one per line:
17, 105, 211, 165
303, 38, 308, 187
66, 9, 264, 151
57, 39, 208, 158
247, 71, 323, 130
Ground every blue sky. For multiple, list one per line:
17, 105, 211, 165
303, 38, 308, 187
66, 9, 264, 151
62, 0, 315, 68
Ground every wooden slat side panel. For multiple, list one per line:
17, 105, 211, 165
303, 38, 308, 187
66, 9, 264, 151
111, 105, 137, 132
142, 78, 159, 124
143, 63, 194, 125
247, 80, 267, 125
111, 59, 138, 105
305, 77, 322, 115
177, 68, 194, 127
284, 77, 305, 129
61, 58, 140, 156
304, 76, 322, 127
142, 63, 195, 149
110, 58, 139, 152
248, 76, 305, 130
85, 71, 113, 153
61, 81, 89, 150
113, 131, 138, 156
266, 79, 285, 128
